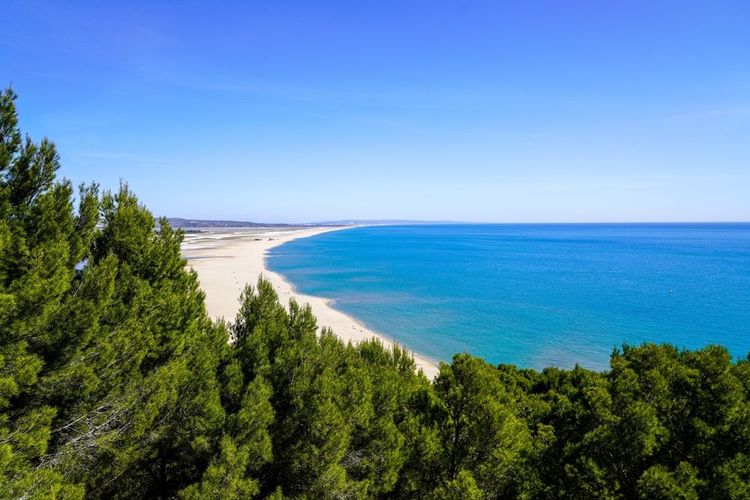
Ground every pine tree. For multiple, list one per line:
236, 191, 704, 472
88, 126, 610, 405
0, 88, 228, 498
0, 86, 87, 498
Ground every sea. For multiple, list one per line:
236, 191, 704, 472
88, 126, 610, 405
267, 224, 750, 371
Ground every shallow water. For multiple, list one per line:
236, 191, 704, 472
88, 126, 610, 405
267, 224, 750, 371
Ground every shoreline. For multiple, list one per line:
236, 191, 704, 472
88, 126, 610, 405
182, 226, 440, 379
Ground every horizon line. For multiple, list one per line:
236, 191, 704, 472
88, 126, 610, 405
167, 217, 750, 227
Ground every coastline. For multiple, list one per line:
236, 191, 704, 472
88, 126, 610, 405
182, 226, 440, 379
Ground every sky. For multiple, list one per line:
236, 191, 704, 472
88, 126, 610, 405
1, 1, 748, 223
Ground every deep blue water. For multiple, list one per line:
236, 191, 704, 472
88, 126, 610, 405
267, 224, 750, 370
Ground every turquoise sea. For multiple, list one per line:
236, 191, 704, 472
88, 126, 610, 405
267, 224, 750, 370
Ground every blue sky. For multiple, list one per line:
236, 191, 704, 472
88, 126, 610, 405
1, 1, 748, 222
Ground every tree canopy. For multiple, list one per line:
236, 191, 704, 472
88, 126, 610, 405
1, 88, 748, 498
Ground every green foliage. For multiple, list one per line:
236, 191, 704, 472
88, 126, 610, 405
0, 87, 224, 498
433, 470, 483, 500
2, 87, 749, 498
637, 462, 702, 499
406, 354, 534, 497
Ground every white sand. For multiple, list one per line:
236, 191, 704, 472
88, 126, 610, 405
182, 226, 440, 379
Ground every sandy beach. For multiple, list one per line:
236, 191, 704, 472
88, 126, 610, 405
181, 226, 440, 379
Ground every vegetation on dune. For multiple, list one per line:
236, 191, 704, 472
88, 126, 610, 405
1, 88, 749, 498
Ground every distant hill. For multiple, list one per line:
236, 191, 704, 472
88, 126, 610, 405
168, 218, 462, 229
167, 218, 294, 228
